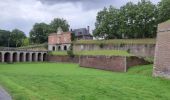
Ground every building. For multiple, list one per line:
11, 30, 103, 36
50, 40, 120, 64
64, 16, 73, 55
72, 26, 93, 40
153, 20, 170, 79
48, 27, 71, 51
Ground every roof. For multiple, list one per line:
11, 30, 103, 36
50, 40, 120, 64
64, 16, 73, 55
49, 32, 71, 36
72, 28, 90, 36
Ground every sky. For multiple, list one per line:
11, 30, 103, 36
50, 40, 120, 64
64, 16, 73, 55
0, 0, 160, 36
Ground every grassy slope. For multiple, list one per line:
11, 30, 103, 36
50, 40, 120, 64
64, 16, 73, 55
74, 38, 156, 45
0, 63, 170, 100
50, 50, 132, 56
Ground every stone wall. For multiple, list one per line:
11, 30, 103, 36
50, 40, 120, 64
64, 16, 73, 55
79, 56, 126, 72
153, 21, 170, 78
47, 55, 79, 63
73, 44, 155, 57
47, 55, 150, 72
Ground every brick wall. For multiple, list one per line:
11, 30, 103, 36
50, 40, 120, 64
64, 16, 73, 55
47, 55, 79, 63
48, 32, 71, 45
153, 21, 170, 78
79, 56, 126, 72
73, 44, 155, 57
47, 55, 149, 72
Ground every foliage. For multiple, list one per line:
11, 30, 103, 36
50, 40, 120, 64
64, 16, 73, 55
49, 18, 70, 33
0, 29, 26, 47
10, 29, 26, 47
94, 0, 160, 39
0, 29, 11, 47
29, 23, 50, 44
74, 38, 156, 45
0, 63, 170, 100
67, 43, 75, 57
29, 18, 70, 44
158, 0, 170, 23
22, 38, 30, 46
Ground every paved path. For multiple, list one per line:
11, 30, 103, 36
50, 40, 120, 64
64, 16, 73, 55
0, 86, 12, 100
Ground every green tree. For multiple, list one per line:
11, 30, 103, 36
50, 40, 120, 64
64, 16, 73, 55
158, 0, 170, 23
22, 38, 30, 46
11, 29, 26, 47
29, 23, 50, 44
49, 18, 70, 33
0, 29, 11, 47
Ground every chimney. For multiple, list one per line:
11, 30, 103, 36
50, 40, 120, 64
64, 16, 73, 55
87, 26, 90, 34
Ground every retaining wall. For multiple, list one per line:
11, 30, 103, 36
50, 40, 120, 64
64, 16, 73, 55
47, 55, 79, 63
73, 44, 155, 57
48, 55, 150, 72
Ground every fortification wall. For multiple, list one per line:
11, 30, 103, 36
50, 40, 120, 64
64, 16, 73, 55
47, 55, 150, 72
153, 21, 170, 78
73, 44, 155, 57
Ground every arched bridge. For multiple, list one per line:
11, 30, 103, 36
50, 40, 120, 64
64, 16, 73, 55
0, 47, 48, 63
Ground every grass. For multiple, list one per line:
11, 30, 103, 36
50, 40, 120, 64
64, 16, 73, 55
49, 50, 132, 56
0, 63, 170, 100
74, 38, 156, 45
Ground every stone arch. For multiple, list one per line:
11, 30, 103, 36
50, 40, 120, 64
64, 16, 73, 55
58, 46, 61, 51
38, 53, 42, 61
53, 46, 55, 51
4, 52, 11, 62
26, 53, 30, 62
13, 52, 18, 62
64, 45, 67, 51
0, 52, 2, 62
43, 53, 47, 61
19, 53, 24, 62
32, 53, 36, 62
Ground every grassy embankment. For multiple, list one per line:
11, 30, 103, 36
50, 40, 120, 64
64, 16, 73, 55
0, 63, 169, 100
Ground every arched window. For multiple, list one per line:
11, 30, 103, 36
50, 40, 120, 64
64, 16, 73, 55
32, 53, 36, 62
53, 46, 55, 51
64, 45, 67, 51
58, 46, 61, 51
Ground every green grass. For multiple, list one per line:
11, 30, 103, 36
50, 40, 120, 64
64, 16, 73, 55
50, 50, 132, 56
74, 38, 156, 45
0, 63, 170, 100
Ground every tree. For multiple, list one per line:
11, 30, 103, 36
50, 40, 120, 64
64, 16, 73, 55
93, 7, 120, 39
158, 0, 170, 23
135, 0, 157, 38
29, 23, 50, 44
49, 18, 70, 33
0, 29, 11, 47
22, 38, 30, 46
93, 0, 158, 39
10, 29, 26, 47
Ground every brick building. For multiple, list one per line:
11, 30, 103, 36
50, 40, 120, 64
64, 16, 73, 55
48, 27, 71, 51
153, 20, 170, 78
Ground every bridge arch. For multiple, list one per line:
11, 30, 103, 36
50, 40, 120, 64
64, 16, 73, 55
13, 52, 18, 62
43, 53, 47, 61
26, 53, 30, 62
19, 52, 24, 62
32, 53, 36, 62
4, 52, 11, 62
38, 53, 42, 61
0, 52, 2, 62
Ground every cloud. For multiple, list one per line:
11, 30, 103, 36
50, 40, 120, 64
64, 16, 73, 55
0, 0, 161, 36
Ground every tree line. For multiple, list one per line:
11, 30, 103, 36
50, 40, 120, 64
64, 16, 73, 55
0, 18, 69, 47
93, 0, 170, 39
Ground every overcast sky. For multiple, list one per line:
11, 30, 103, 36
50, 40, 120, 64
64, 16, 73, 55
0, 0, 160, 36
